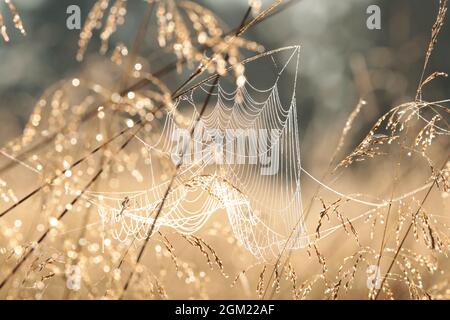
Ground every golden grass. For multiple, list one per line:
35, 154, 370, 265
0, 0, 449, 300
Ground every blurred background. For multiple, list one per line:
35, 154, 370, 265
1, 0, 449, 161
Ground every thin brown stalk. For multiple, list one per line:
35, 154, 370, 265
0, 125, 141, 291
118, 5, 254, 298
0, 118, 147, 219
374, 154, 450, 300
416, 0, 448, 101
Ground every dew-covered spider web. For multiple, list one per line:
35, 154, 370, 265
76, 46, 309, 260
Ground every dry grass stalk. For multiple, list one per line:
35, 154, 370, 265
417, 0, 448, 100
256, 265, 266, 299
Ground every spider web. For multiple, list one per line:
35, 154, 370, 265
77, 46, 308, 261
